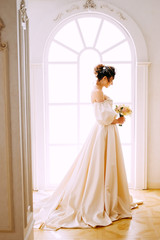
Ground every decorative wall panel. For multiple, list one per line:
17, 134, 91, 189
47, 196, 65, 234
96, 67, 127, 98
0, 18, 14, 232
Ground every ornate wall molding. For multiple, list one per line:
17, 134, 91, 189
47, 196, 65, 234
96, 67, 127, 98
53, 1, 127, 22
0, 18, 7, 50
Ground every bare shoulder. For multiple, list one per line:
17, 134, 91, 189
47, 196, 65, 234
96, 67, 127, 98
91, 89, 104, 103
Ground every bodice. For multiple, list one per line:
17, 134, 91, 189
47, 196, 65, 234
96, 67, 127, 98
93, 97, 117, 126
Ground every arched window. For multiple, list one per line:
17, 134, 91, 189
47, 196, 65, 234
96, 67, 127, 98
44, 13, 136, 188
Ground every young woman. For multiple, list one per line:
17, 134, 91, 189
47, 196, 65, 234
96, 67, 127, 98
34, 64, 137, 230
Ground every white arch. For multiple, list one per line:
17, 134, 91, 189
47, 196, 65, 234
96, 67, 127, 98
40, 1, 149, 189
44, 0, 148, 63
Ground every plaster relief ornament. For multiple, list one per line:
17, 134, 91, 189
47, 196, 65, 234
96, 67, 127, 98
100, 4, 114, 12
0, 18, 7, 50
83, 0, 96, 9
66, 5, 80, 13
20, 0, 28, 23
116, 11, 126, 20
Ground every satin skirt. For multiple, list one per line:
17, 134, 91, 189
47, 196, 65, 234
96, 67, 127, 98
34, 123, 133, 230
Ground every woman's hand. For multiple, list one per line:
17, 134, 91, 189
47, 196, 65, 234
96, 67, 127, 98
118, 116, 125, 125
112, 116, 125, 125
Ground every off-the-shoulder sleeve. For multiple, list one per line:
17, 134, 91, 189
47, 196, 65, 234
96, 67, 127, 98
94, 101, 117, 126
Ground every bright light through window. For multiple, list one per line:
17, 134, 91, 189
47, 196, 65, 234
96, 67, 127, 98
48, 64, 77, 103
45, 14, 134, 188
79, 49, 100, 103
77, 17, 102, 47
54, 20, 84, 52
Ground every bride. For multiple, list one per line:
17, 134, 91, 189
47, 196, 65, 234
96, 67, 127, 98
34, 64, 139, 230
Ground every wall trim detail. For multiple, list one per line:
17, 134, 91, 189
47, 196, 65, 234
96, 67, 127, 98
18, 0, 33, 229
135, 62, 151, 189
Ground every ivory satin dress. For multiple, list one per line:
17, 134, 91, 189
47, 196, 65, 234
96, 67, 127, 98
34, 97, 136, 230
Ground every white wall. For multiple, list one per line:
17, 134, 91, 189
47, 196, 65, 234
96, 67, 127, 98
28, 0, 160, 189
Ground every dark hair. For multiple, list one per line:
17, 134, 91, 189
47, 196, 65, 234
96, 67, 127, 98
94, 64, 116, 81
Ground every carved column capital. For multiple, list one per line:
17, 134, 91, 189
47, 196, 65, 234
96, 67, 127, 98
20, 0, 28, 23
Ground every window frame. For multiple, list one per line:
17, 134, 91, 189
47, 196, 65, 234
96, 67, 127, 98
42, 12, 136, 189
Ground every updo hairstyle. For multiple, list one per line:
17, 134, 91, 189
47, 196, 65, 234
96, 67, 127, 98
94, 64, 116, 81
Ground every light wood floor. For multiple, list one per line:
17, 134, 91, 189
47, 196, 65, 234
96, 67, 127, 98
34, 190, 160, 240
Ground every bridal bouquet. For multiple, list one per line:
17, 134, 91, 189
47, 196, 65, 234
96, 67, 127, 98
115, 104, 132, 126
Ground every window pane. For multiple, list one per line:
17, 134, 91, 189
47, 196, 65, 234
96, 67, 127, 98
122, 145, 131, 185
79, 105, 95, 144
54, 20, 84, 52
102, 41, 131, 61
48, 41, 78, 62
49, 105, 77, 144
95, 20, 125, 52
79, 49, 100, 103
103, 64, 132, 102
78, 17, 101, 47
48, 146, 78, 185
48, 64, 77, 103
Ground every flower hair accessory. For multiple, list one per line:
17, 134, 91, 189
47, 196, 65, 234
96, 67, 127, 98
101, 66, 112, 74
101, 66, 107, 74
